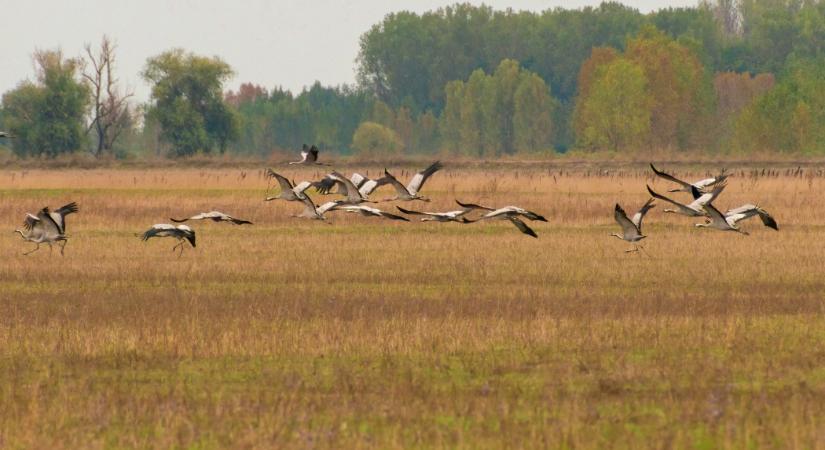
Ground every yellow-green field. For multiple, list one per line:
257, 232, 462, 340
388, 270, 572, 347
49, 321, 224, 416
1, 164, 824, 449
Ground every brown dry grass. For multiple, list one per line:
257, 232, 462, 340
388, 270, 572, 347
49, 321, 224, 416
0, 164, 824, 449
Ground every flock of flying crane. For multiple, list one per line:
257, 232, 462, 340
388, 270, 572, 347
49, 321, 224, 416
11, 143, 778, 256
612, 163, 778, 253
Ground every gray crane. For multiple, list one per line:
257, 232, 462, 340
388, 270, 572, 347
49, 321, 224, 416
722, 204, 778, 230
611, 199, 655, 253
396, 206, 472, 223
14, 202, 78, 255
380, 161, 443, 202
456, 200, 547, 237
265, 169, 314, 202
316, 172, 385, 198
141, 224, 196, 256
288, 144, 328, 165
171, 211, 252, 225
324, 171, 374, 204
456, 200, 548, 222
695, 203, 750, 235
330, 204, 410, 221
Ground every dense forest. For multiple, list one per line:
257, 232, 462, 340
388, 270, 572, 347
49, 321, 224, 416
1, 0, 823, 158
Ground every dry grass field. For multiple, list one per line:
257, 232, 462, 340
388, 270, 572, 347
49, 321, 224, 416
0, 163, 824, 449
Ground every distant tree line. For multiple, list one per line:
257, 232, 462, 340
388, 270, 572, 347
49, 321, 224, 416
1, 0, 823, 158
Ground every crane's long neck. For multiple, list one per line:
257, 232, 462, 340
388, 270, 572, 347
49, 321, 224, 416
14, 229, 26, 239
610, 233, 623, 240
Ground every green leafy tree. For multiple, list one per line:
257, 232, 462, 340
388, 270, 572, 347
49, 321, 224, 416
1, 49, 90, 157
513, 73, 555, 153
439, 80, 464, 154
733, 59, 825, 153
440, 60, 557, 156
394, 106, 414, 152
575, 58, 652, 151
142, 49, 239, 156
352, 121, 402, 156
415, 110, 439, 153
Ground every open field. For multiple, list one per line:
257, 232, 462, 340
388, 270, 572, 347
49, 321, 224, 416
1, 164, 824, 449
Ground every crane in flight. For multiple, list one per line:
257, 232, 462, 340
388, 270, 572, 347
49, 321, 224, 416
141, 224, 197, 256
611, 199, 655, 253
650, 163, 728, 197
171, 211, 252, 225
380, 161, 443, 202
288, 144, 329, 165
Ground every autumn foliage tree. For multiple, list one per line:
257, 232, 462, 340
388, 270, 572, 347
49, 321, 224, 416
625, 26, 713, 150
574, 58, 652, 151
713, 71, 774, 142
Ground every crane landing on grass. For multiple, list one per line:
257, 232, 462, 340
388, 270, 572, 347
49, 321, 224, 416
14, 202, 78, 255
611, 199, 655, 253
141, 224, 196, 256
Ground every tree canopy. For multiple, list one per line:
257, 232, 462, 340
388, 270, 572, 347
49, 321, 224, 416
142, 49, 239, 156
1, 50, 90, 157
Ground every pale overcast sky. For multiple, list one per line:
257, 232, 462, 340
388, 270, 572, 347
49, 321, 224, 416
1, 0, 697, 102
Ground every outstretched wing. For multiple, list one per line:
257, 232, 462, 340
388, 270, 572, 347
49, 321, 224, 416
455, 200, 495, 211
650, 163, 692, 189
49, 202, 78, 234
23, 213, 40, 230
228, 216, 253, 225
298, 194, 320, 217
703, 202, 728, 225
56, 202, 78, 218
357, 177, 382, 196
396, 206, 429, 216
614, 204, 639, 237
317, 200, 344, 214
266, 169, 294, 192
647, 185, 692, 213
184, 230, 196, 247
36, 207, 62, 236
406, 161, 442, 195
725, 204, 778, 230
329, 171, 364, 203
631, 198, 655, 230
308, 145, 319, 162
340, 205, 409, 221
690, 183, 726, 209
310, 176, 343, 195
141, 224, 174, 241
381, 169, 409, 196
757, 208, 778, 230
508, 217, 537, 238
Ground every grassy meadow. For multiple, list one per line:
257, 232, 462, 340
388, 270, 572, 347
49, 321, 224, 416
0, 163, 824, 449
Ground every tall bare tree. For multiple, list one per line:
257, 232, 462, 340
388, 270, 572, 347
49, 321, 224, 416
83, 35, 133, 157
